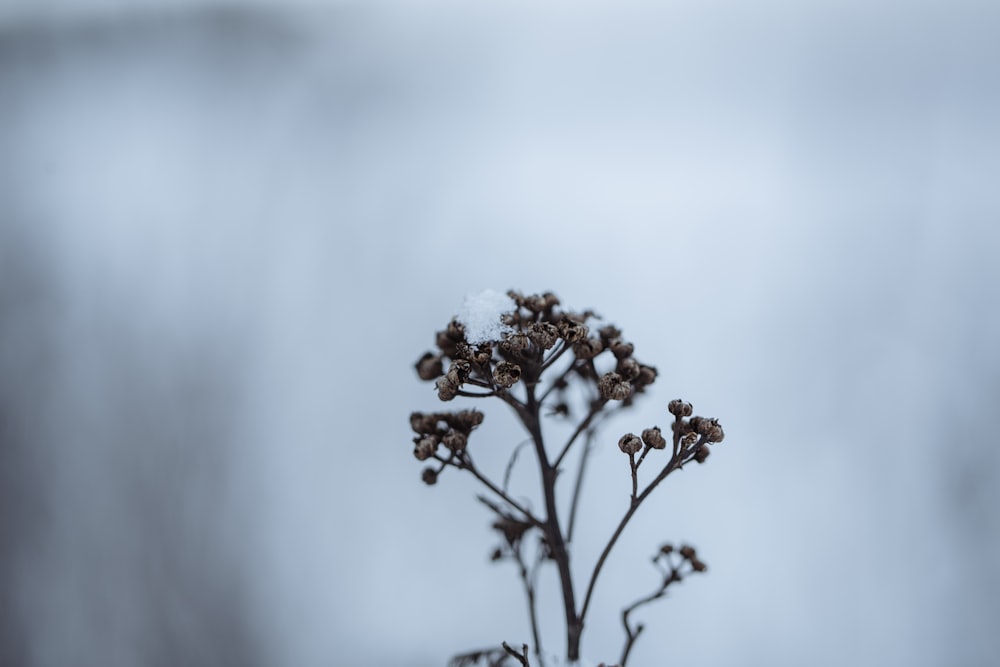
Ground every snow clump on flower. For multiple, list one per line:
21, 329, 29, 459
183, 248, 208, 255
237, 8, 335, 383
456, 289, 517, 345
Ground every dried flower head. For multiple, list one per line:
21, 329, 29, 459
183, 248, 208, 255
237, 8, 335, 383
558, 319, 589, 344
609, 338, 634, 360
573, 337, 604, 360
436, 376, 458, 401
413, 435, 438, 461
599, 372, 632, 401
668, 399, 693, 417
421, 467, 439, 485
641, 426, 666, 450
617, 357, 641, 381
494, 361, 522, 388
414, 352, 444, 380
618, 433, 643, 454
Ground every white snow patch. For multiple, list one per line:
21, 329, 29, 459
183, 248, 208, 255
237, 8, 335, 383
455, 289, 517, 344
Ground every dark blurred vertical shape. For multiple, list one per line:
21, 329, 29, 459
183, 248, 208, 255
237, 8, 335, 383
0, 227, 52, 666
0, 7, 306, 665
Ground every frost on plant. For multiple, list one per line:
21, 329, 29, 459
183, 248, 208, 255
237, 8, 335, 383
409, 290, 726, 667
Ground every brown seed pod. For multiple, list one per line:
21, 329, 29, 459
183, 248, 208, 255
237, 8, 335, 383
598, 372, 631, 401
641, 426, 666, 450
618, 433, 643, 454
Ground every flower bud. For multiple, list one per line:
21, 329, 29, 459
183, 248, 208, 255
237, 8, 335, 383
436, 377, 458, 401
413, 435, 438, 461
414, 352, 444, 380
641, 426, 666, 449
668, 399, 693, 417
445, 359, 471, 386
618, 433, 643, 454
573, 337, 603, 360
558, 319, 589, 344
442, 429, 468, 452
598, 325, 622, 345
694, 443, 711, 463
618, 357, 640, 381
494, 361, 522, 388
528, 322, 560, 349
421, 467, 438, 485
679, 545, 697, 559
599, 372, 631, 401
446, 409, 485, 432
500, 332, 532, 357
609, 338, 634, 360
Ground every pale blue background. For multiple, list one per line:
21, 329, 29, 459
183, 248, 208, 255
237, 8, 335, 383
2, 1, 998, 665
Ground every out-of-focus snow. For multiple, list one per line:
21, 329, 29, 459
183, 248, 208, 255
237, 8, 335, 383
455, 289, 516, 345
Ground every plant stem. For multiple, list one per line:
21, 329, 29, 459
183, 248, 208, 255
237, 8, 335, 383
522, 384, 582, 662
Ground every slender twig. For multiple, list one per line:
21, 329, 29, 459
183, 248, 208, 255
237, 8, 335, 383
512, 544, 544, 666
628, 451, 638, 503
635, 445, 652, 470
553, 398, 607, 469
579, 453, 685, 625
503, 439, 534, 494
566, 427, 597, 543
620, 587, 663, 666
441, 454, 543, 528
502, 642, 530, 667
540, 340, 569, 372
456, 389, 496, 398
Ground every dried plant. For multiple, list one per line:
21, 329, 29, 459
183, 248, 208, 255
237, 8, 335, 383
410, 290, 725, 666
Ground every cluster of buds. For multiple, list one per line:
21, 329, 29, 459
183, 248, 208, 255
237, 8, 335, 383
413, 291, 658, 416
667, 399, 725, 464
591, 324, 657, 403
410, 409, 485, 462
657, 543, 708, 578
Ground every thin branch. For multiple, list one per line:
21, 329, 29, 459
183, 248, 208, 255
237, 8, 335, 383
578, 453, 686, 625
441, 454, 543, 528
553, 398, 607, 469
537, 352, 576, 404
503, 439, 534, 494
512, 544, 544, 666
502, 642, 530, 667
457, 389, 496, 398
628, 451, 638, 503
540, 340, 569, 374
566, 427, 597, 543
620, 587, 664, 666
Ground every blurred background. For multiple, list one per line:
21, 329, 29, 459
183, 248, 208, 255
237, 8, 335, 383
2, 0, 998, 665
